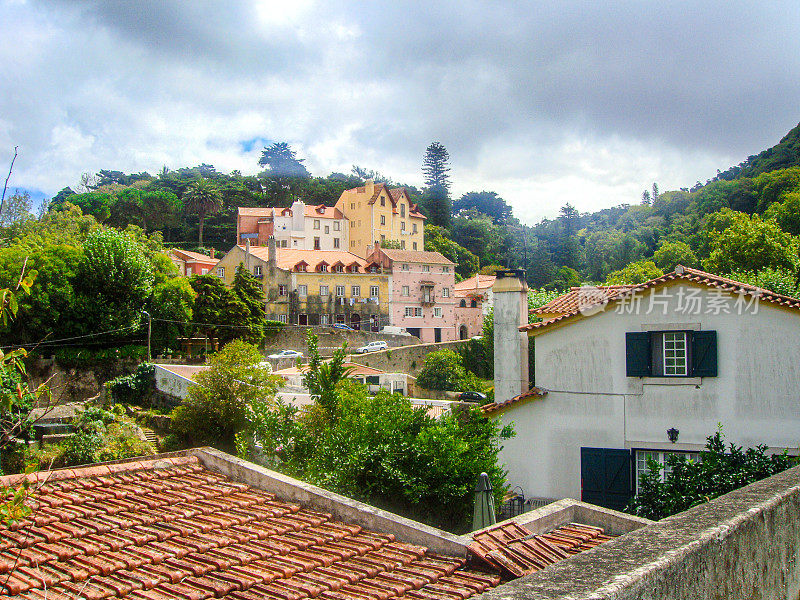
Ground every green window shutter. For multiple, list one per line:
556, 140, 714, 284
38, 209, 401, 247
626, 332, 651, 377
691, 330, 717, 377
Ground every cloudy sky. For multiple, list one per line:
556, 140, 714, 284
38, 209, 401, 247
2, 0, 799, 224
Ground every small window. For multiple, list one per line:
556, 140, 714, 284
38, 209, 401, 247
281, 240, 288, 247
253, 265, 262, 276
434, 307, 442, 318
336, 285, 345, 296
405, 307, 413, 317
442, 288, 450, 298
635, 450, 702, 493
412, 223, 417, 234
380, 215, 386, 226
325, 225, 330, 234
201, 268, 208, 274
402, 264, 409, 271
459, 299, 467, 308
320, 314, 329, 325
470, 299, 477, 308
351, 203, 355, 210
370, 286, 380, 298
442, 266, 450, 273
278, 314, 287, 323
663, 332, 688, 376
320, 285, 329, 296
402, 285, 409, 296
217, 267, 225, 278
279, 284, 288, 296
334, 264, 343, 273
314, 220, 320, 230
318, 263, 328, 272
626, 330, 717, 378
333, 238, 340, 248
400, 204, 405, 217
401, 222, 406, 232
380, 197, 386, 206
351, 285, 361, 297
314, 237, 321, 250
334, 221, 340, 231
298, 285, 308, 296
422, 265, 430, 272
413, 242, 417, 250
414, 307, 422, 317
400, 241, 406, 249
381, 234, 386, 243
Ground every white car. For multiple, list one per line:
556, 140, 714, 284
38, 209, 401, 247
355, 341, 388, 354
268, 349, 303, 360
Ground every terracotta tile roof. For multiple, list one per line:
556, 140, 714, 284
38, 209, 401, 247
238, 206, 344, 220
521, 265, 800, 332
240, 247, 369, 273
453, 275, 495, 296
0, 456, 502, 600
304, 205, 344, 220
480, 388, 547, 414
379, 250, 454, 265
237, 207, 275, 217
468, 521, 613, 578
170, 250, 218, 264
532, 285, 636, 315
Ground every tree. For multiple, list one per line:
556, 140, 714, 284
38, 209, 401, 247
232, 264, 267, 345
147, 277, 196, 354
183, 179, 223, 246
453, 191, 513, 223
258, 142, 311, 178
189, 275, 245, 347
422, 142, 451, 191
415, 349, 484, 392
171, 340, 281, 451
556, 203, 581, 270
425, 225, 479, 278
652, 241, 698, 272
628, 429, 792, 520
76, 229, 155, 333
702, 211, 796, 274
727, 267, 800, 298
0, 191, 33, 229
420, 184, 452, 229
451, 211, 504, 267
604, 260, 663, 285
764, 191, 800, 235
303, 330, 352, 420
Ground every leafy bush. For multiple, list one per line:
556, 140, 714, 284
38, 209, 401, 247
107, 363, 155, 406
416, 349, 468, 391
54, 345, 147, 368
170, 340, 281, 451
240, 379, 514, 533
627, 429, 793, 520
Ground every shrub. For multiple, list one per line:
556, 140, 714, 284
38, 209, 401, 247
416, 349, 467, 391
107, 363, 155, 406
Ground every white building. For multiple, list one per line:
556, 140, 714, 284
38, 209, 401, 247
488, 266, 800, 511
236, 200, 349, 251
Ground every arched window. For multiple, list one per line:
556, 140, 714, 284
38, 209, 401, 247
459, 299, 467, 308
470, 299, 478, 308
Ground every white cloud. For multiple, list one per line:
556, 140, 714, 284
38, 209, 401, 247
1, 0, 798, 223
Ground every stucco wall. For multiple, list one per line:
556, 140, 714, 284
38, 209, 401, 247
495, 282, 800, 501
477, 463, 800, 600
352, 339, 469, 376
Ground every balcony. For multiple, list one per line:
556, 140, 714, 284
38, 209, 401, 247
420, 283, 435, 306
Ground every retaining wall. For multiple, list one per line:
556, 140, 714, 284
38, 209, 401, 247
347, 339, 470, 376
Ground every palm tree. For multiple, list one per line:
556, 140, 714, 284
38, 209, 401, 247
183, 179, 222, 247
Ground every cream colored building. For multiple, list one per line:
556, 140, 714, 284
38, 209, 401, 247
237, 200, 348, 251
335, 179, 426, 258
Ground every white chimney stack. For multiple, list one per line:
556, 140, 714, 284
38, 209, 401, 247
493, 270, 529, 403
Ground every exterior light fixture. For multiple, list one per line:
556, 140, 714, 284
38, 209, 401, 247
667, 427, 679, 443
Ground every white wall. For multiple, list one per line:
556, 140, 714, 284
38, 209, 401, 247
496, 282, 800, 501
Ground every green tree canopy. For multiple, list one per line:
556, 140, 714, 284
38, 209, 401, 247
183, 179, 223, 246
232, 264, 267, 345
421, 141, 451, 191
604, 260, 663, 285
652, 241, 698, 272
453, 191, 513, 223
425, 225, 479, 279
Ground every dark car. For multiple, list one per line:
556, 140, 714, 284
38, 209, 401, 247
458, 391, 487, 403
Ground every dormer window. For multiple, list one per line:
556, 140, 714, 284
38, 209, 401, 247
380, 196, 386, 206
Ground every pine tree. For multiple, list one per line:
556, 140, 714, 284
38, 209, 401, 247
422, 142, 451, 191
232, 263, 267, 345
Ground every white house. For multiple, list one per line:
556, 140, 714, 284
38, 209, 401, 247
487, 266, 800, 511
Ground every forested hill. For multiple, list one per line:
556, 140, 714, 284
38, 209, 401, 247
8, 127, 800, 299
715, 122, 800, 181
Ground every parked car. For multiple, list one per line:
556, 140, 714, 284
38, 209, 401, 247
458, 391, 487, 403
332, 323, 355, 331
267, 349, 303, 360
355, 341, 388, 354
381, 326, 411, 336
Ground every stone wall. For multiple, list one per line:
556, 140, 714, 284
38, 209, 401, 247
348, 339, 469, 376
264, 326, 420, 356
477, 464, 800, 600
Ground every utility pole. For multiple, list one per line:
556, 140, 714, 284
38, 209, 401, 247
143, 311, 152, 362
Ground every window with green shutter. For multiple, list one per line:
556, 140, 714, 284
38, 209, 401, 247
626, 330, 717, 378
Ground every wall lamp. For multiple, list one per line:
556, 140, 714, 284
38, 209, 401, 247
667, 427, 680, 443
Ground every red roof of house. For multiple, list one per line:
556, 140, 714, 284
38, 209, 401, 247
469, 520, 613, 578
532, 285, 636, 315
480, 387, 547, 414
170, 250, 218, 265
0, 455, 503, 600
377, 249, 454, 266
453, 275, 495, 297
240, 247, 370, 273
521, 266, 800, 333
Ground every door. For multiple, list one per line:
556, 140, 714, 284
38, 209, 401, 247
350, 314, 361, 330
434, 328, 442, 343
406, 327, 421, 339
298, 314, 308, 326
580, 447, 632, 512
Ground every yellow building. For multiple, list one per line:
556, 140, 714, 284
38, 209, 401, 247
214, 239, 390, 330
335, 179, 426, 258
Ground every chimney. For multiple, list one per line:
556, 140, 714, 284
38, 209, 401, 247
268, 235, 277, 266
245, 239, 251, 268
365, 178, 374, 197
492, 270, 529, 403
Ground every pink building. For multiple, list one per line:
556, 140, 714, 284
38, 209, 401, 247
169, 249, 218, 276
454, 274, 496, 339
367, 245, 457, 343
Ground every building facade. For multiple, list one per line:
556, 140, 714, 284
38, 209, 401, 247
454, 274, 495, 339
215, 239, 389, 329
236, 200, 348, 251
168, 248, 218, 276
366, 245, 457, 343
488, 267, 800, 511
335, 179, 426, 258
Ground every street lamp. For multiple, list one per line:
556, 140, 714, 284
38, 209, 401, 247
142, 311, 151, 362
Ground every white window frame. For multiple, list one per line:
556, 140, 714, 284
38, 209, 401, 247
414, 307, 422, 317
253, 265, 262, 276
404, 307, 414, 317
217, 267, 225, 278
434, 307, 442, 318
334, 221, 340, 231
635, 450, 702, 493
401, 285, 410, 297
351, 285, 361, 297
278, 314, 287, 323
320, 285, 329, 296
325, 225, 330, 234
402, 264, 409, 271
663, 331, 688, 376
370, 286, 380, 298
333, 238, 340, 248
320, 314, 329, 325
314, 219, 320, 230
298, 284, 308, 297
442, 287, 450, 298
336, 285, 345, 296
422, 265, 430, 272
279, 284, 288, 296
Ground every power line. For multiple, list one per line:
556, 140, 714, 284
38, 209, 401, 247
0, 326, 139, 350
